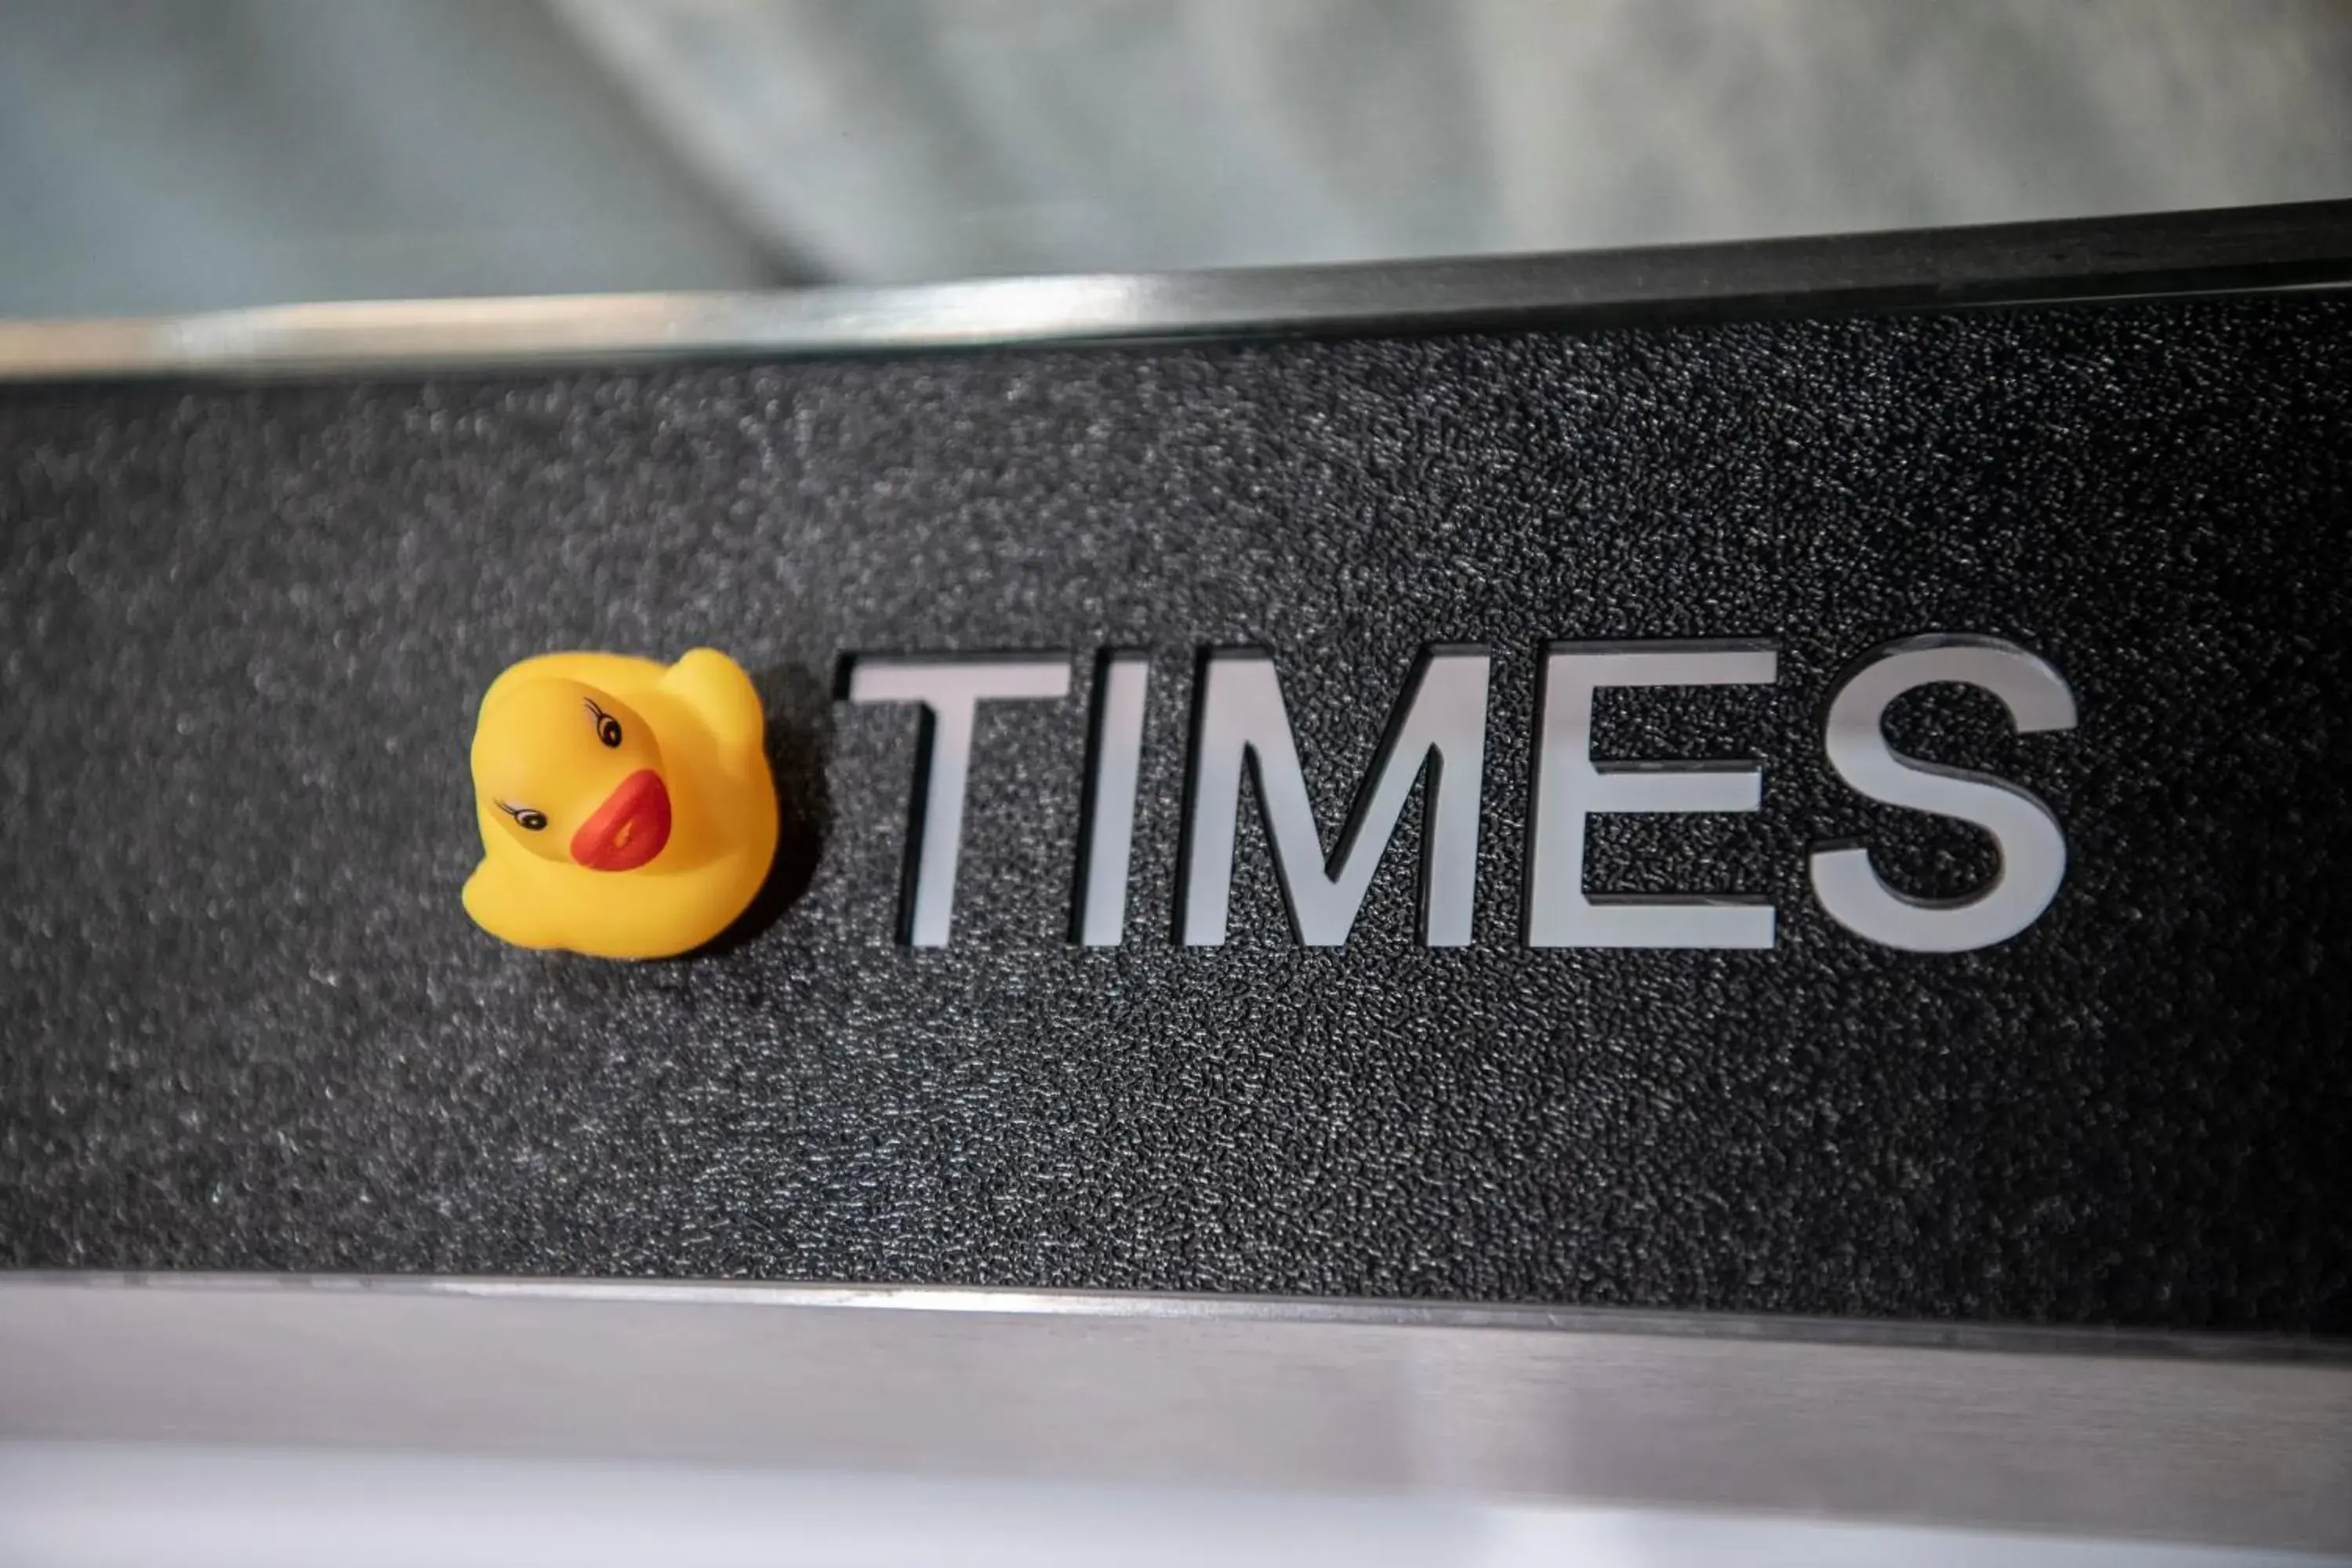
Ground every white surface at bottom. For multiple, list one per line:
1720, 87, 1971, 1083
0, 1443, 2336, 1568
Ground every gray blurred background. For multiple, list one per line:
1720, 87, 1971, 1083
3, 0, 2351, 316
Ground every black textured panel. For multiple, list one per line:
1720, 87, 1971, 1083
3, 298, 2348, 1330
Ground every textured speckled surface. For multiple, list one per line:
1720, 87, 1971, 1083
2, 297, 2348, 1328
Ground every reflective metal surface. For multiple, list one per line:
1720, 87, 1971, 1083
6, 1445, 2331, 1568
2, 1275, 2344, 1553
2, 201, 2350, 381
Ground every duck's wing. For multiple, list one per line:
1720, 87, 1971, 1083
660, 648, 767, 760
462, 859, 571, 951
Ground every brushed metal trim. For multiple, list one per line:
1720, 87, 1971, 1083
2, 201, 2349, 382
2, 1274, 2344, 1552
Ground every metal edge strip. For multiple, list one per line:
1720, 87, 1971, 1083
2, 200, 2349, 382
8, 1269, 2348, 1363
2, 1274, 2347, 1551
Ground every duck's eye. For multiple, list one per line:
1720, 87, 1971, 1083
497, 802, 549, 832
586, 699, 623, 749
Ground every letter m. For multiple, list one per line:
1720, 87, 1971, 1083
1177, 647, 1490, 947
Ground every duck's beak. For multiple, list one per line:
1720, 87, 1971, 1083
570, 768, 672, 871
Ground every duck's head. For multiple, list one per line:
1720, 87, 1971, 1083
471, 675, 673, 871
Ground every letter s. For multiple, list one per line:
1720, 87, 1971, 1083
1810, 635, 2077, 953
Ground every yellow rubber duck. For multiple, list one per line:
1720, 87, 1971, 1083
463, 648, 779, 959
